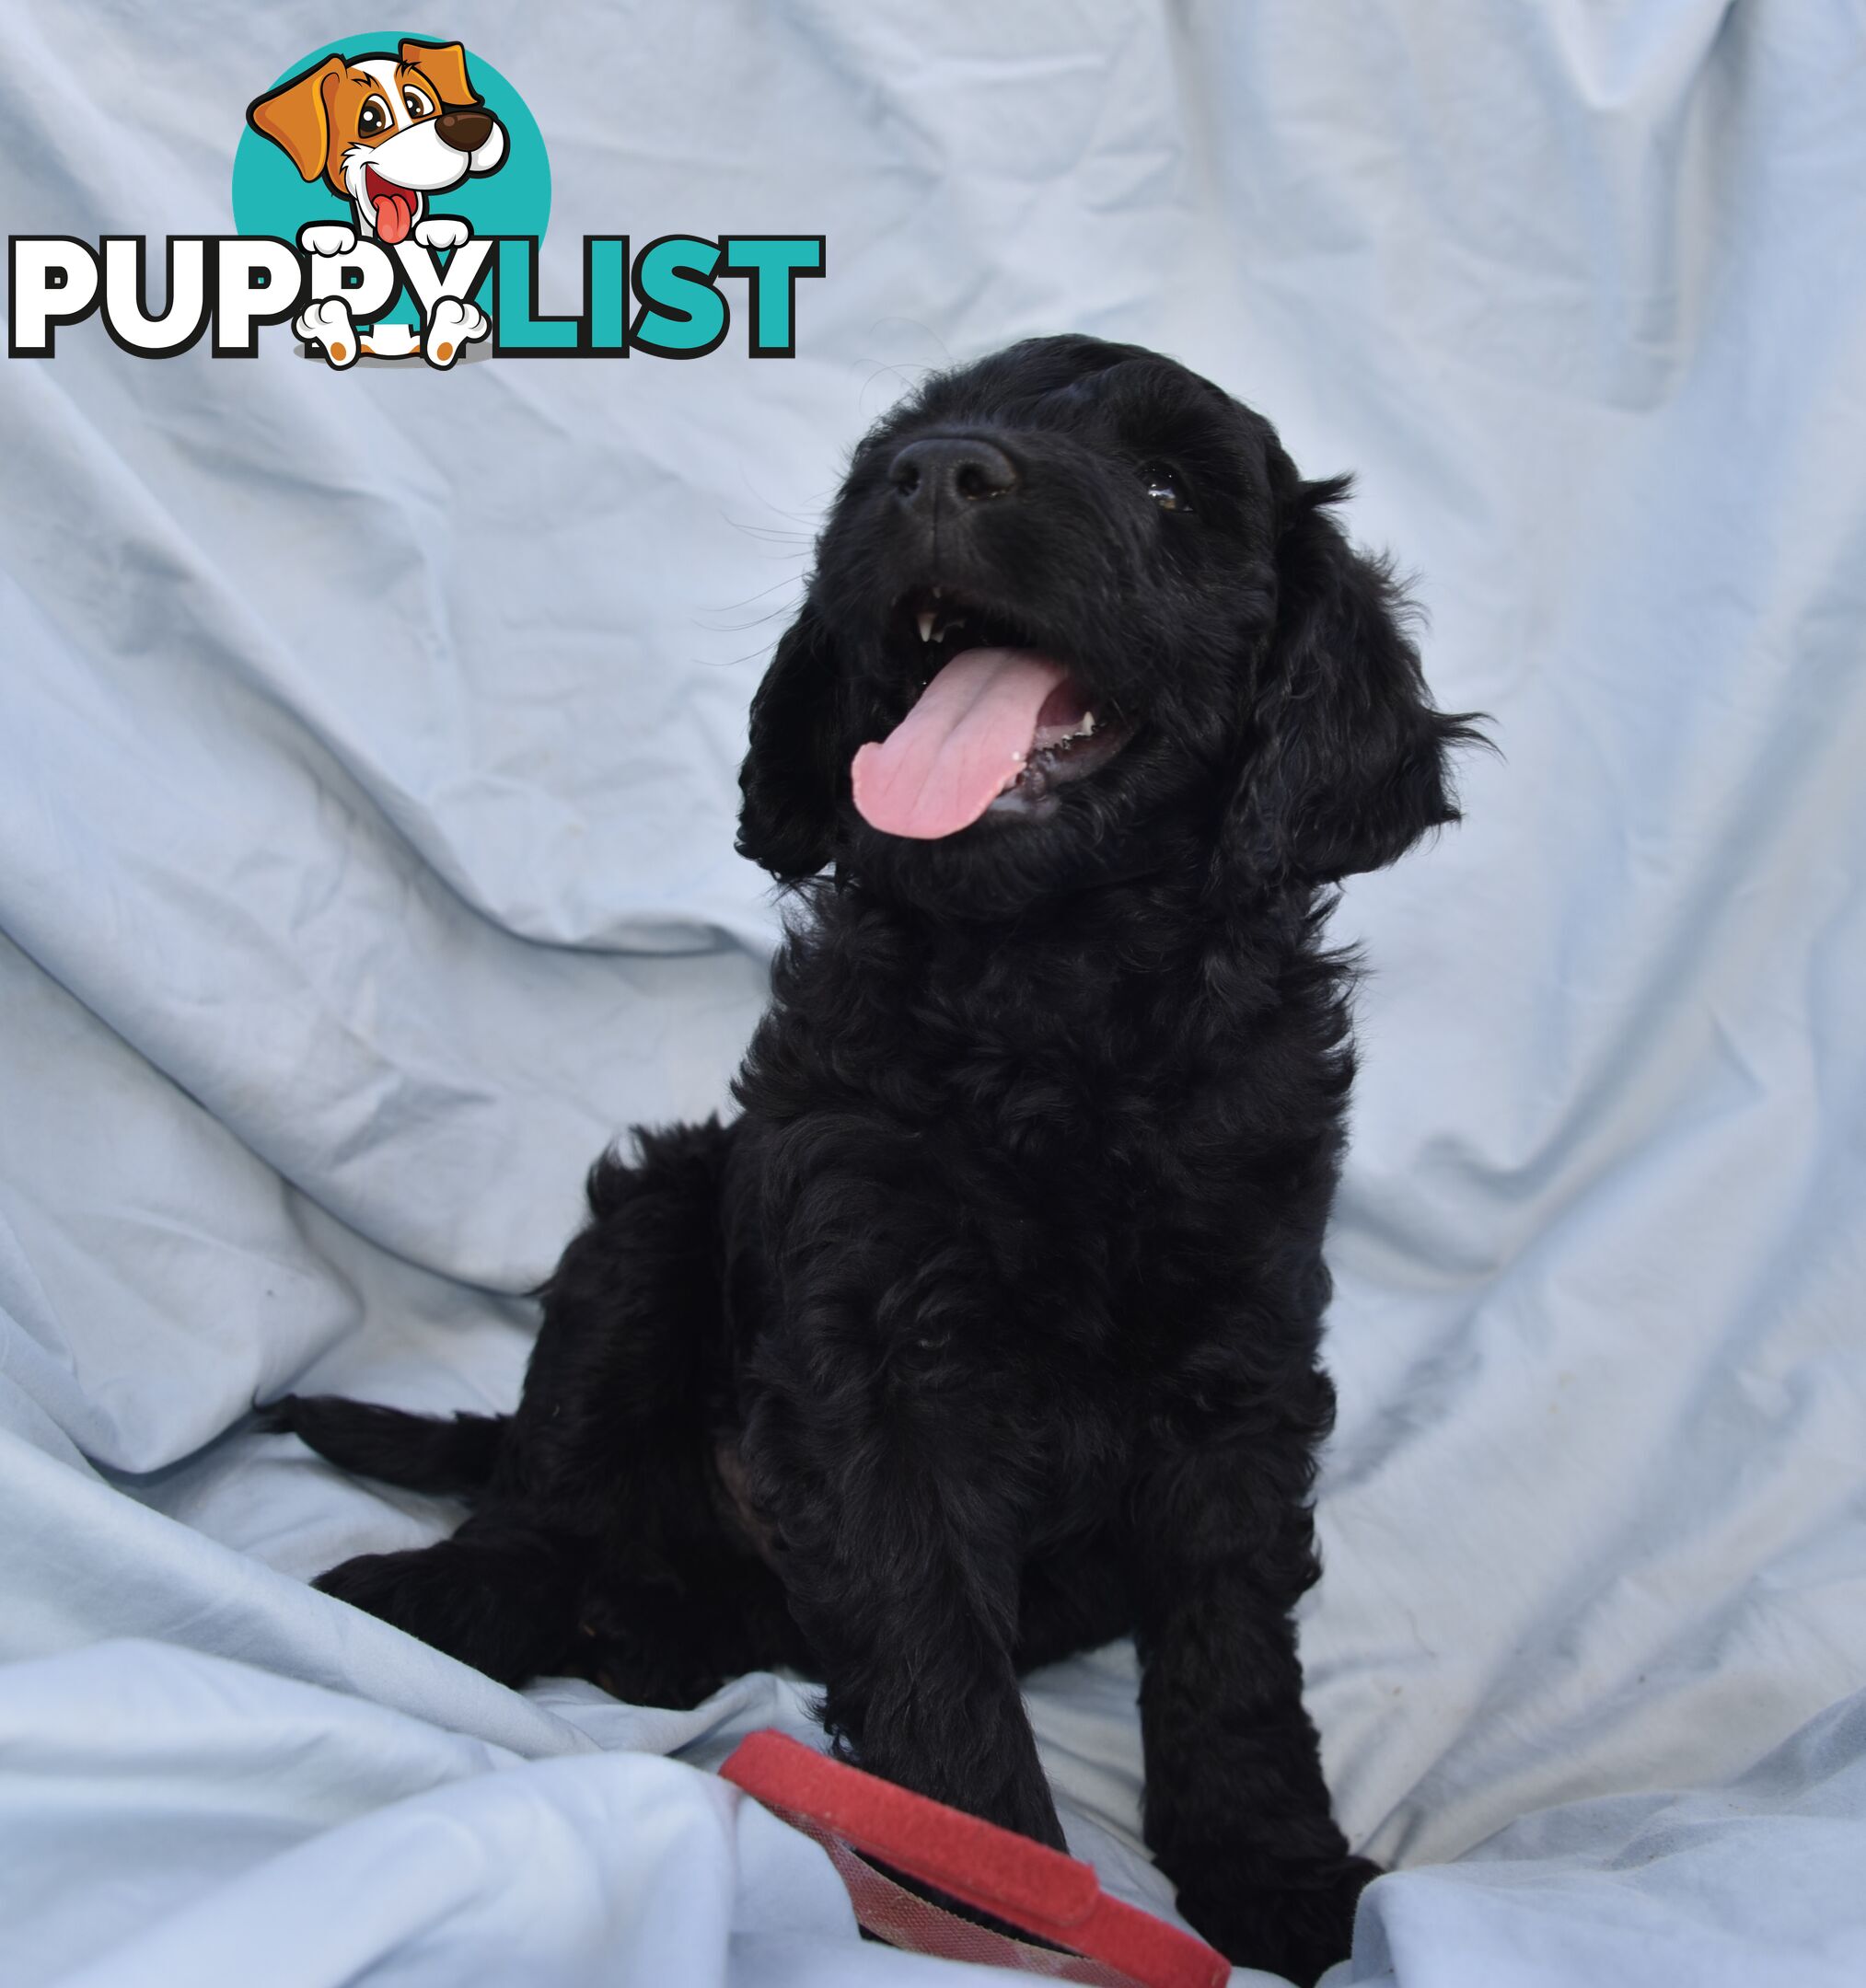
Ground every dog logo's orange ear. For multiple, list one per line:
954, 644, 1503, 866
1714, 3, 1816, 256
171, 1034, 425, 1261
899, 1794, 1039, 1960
400, 38, 479, 108
247, 55, 343, 182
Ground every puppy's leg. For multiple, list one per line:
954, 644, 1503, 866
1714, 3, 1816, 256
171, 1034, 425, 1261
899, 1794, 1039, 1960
1130, 1370, 1377, 1986
315, 1515, 587, 1684
748, 1340, 1063, 1849
313, 1120, 770, 1699
566, 1552, 811, 1709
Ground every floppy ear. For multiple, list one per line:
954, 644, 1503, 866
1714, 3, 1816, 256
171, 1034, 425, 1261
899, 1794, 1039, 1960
736, 602, 844, 883
1226, 478, 1479, 890
247, 56, 342, 182
400, 39, 479, 107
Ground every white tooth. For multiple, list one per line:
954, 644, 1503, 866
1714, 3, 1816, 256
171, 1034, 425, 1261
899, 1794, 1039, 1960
917, 611, 934, 643
1081, 711, 1097, 735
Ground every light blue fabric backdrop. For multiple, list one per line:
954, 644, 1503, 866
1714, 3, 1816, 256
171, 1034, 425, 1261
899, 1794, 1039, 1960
3, 4, 1862, 1983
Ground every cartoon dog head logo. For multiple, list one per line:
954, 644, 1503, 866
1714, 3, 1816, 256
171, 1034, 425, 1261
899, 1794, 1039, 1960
246, 39, 506, 247
236, 35, 539, 365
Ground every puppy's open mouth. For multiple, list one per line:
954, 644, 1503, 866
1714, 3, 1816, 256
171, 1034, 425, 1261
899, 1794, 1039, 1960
364, 165, 419, 246
851, 588, 1134, 838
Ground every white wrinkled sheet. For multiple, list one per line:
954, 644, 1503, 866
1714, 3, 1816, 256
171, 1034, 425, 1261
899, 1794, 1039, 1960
3, 4, 1863, 1984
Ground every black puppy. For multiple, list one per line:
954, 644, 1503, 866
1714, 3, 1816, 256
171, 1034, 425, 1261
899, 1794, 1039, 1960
273, 334, 1475, 1982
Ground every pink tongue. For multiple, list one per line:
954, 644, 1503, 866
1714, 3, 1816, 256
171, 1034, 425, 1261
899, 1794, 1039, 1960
852, 646, 1072, 839
375, 189, 414, 245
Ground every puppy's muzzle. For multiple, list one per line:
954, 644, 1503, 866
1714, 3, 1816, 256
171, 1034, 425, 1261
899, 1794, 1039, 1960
890, 437, 1019, 517
435, 108, 495, 153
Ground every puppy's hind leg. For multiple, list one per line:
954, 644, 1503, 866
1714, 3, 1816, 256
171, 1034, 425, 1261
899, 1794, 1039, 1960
302, 1118, 763, 1699
314, 1517, 589, 1686
269, 1389, 580, 1686
567, 1551, 812, 1710
267, 1394, 577, 1684
506, 1119, 815, 1705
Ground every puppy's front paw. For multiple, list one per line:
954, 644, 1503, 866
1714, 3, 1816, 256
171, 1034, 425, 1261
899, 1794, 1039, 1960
1180, 1855, 1380, 1987
412, 215, 470, 252
294, 296, 358, 367
298, 222, 358, 259
422, 296, 490, 369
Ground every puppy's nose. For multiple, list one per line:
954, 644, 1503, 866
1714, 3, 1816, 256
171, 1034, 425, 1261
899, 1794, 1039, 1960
435, 108, 494, 153
889, 438, 1019, 512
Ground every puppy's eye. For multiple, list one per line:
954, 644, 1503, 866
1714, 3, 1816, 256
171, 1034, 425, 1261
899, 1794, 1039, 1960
358, 96, 390, 136
402, 85, 435, 119
1140, 462, 1190, 513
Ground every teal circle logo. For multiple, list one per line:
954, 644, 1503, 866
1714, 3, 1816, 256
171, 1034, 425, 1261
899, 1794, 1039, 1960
233, 33, 548, 334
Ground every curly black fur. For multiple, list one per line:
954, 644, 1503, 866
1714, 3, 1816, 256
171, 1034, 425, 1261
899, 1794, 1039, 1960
271, 335, 1479, 1982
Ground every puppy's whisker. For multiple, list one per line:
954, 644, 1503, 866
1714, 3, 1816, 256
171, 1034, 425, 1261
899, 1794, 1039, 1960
721, 520, 815, 546
701, 575, 814, 614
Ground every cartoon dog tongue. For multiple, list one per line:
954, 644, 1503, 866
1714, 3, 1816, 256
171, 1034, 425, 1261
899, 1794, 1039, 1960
852, 646, 1072, 839
369, 173, 416, 245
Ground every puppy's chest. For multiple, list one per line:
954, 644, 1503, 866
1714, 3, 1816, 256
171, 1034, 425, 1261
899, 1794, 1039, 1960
881, 999, 1265, 1248
753, 939, 1329, 1302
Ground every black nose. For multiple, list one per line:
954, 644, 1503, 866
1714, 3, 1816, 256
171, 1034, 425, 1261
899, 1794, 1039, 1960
435, 108, 494, 153
889, 437, 1019, 512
